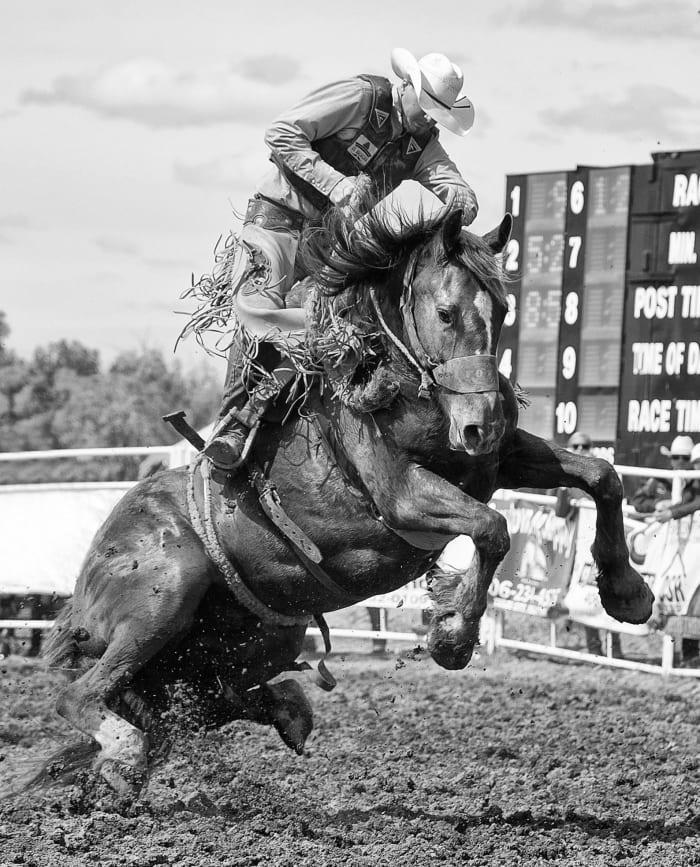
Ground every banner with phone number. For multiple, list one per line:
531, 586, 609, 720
487, 496, 577, 616
561, 506, 653, 635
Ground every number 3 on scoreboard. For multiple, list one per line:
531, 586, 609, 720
555, 401, 578, 435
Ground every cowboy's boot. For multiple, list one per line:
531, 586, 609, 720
204, 341, 296, 472
202, 338, 278, 471
203, 399, 266, 471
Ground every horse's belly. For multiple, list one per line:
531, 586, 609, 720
149, 588, 307, 689
384, 525, 457, 550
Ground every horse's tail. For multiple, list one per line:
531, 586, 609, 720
0, 599, 103, 798
42, 598, 79, 670
0, 739, 100, 799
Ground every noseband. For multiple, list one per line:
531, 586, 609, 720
369, 248, 500, 399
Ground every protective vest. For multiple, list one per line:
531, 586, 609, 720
272, 74, 437, 212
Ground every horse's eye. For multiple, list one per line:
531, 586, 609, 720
437, 308, 453, 325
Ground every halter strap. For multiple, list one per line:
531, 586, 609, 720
432, 354, 499, 393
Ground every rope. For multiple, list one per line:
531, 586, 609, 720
369, 286, 423, 377
186, 457, 310, 628
369, 262, 435, 399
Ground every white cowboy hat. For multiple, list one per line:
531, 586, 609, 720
660, 434, 694, 457
390, 47, 475, 136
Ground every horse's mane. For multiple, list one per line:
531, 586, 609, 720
301, 188, 507, 311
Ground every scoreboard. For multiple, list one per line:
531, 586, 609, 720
499, 149, 700, 466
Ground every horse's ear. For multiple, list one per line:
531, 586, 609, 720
483, 214, 513, 255
441, 208, 464, 256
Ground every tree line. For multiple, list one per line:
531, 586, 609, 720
0, 311, 221, 483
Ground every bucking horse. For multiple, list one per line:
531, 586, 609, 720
24, 200, 653, 798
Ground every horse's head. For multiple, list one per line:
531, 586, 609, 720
403, 210, 512, 456
302, 199, 512, 455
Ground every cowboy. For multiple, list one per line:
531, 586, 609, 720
203, 48, 479, 472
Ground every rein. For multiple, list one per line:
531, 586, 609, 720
369, 247, 500, 399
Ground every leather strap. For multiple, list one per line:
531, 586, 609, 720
249, 467, 322, 563
249, 464, 364, 604
432, 354, 499, 393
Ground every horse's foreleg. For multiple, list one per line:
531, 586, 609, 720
497, 429, 653, 624
426, 512, 509, 670
375, 467, 510, 670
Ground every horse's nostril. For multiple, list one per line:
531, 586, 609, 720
462, 425, 483, 450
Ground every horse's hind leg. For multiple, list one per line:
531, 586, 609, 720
56, 571, 211, 794
54, 632, 160, 795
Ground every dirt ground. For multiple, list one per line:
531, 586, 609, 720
1, 622, 699, 867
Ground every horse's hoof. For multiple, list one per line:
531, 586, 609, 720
600, 569, 654, 625
99, 759, 146, 797
267, 679, 313, 755
426, 613, 476, 670
428, 639, 474, 671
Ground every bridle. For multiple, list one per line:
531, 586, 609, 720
368, 246, 500, 400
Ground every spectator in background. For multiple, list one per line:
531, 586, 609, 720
552, 431, 591, 519
655, 441, 700, 666
628, 434, 693, 514
655, 441, 700, 524
558, 432, 623, 658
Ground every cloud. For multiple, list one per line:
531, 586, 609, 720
237, 55, 301, 85
20, 56, 301, 128
93, 236, 141, 257
143, 256, 193, 270
92, 237, 191, 270
500, 0, 699, 41
540, 84, 698, 137
0, 213, 34, 229
173, 153, 270, 193
0, 213, 36, 243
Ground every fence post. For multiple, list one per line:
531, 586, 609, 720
661, 634, 675, 675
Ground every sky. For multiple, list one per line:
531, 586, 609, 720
1, 0, 699, 378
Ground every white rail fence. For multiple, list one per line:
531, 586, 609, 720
1, 446, 699, 676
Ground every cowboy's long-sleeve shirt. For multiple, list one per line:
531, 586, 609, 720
256, 77, 478, 222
